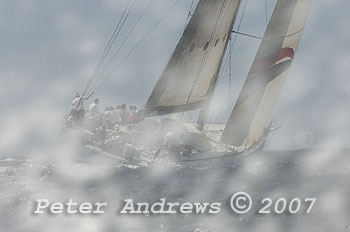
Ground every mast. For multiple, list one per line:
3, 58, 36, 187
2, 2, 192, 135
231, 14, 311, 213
144, 0, 241, 116
220, 0, 312, 147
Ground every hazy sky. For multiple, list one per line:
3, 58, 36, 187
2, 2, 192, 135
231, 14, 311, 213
0, 0, 349, 155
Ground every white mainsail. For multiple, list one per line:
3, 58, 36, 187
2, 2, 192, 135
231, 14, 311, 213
144, 0, 241, 115
221, 0, 312, 147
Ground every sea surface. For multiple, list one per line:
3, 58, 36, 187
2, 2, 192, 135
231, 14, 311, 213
0, 149, 349, 232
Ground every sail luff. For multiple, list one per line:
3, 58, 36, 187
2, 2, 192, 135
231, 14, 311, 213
220, 0, 312, 146
144, 0, 241, 116
196, 6, 240, 130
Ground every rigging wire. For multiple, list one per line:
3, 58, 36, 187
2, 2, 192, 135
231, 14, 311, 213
88, 0, 155, 94
86, 0, 137, 94
92, 0, 182, 92
177, 0, 197, 123
204, 0, 249, 130
185, 0, 196, 27
216, 0, 249, 97
185, 0, 228, 106
184, 0, 196, 25
231, 30, 262, 40
83, 0, 135, 95
230, 0, 249, 51
176, 0, 197, 44
220, 0, 265, 85
161, 0, 199, 123
228, 37, 232, 114
218, 0, 249, 85
191, 0, 231, 128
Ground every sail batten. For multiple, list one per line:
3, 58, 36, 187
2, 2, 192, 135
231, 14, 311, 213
220, 0, 312, 146
144, 0, 241, 116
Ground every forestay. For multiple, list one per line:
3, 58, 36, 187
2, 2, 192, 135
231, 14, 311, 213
221, 0, 312, 146
144, 0, 241, 115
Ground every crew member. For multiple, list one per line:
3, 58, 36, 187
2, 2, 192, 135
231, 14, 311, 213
69, 91, 94, 126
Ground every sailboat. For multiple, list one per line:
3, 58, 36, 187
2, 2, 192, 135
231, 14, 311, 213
72, 0, 313, 167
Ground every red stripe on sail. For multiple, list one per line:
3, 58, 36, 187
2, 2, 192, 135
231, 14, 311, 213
276, 47, 295, 62
250, 47, 295, 75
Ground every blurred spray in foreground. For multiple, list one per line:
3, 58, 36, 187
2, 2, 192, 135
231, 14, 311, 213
0, 98, 349, 232
0, 0, 349, 231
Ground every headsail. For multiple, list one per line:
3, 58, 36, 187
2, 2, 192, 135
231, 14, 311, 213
220, 0, 312, 146
144, 0, 241, 116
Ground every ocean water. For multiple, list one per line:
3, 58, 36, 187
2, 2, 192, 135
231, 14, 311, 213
0, 149, 349, 232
